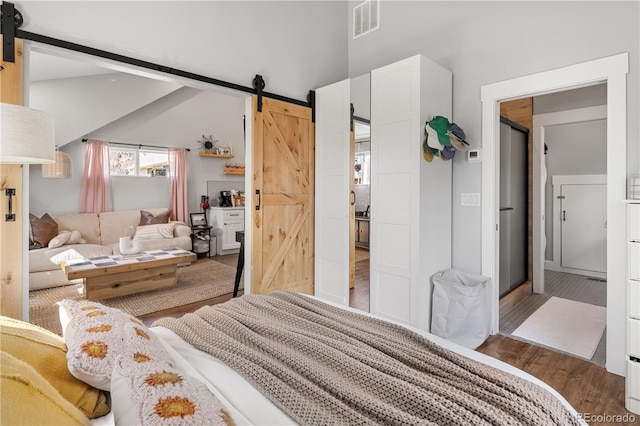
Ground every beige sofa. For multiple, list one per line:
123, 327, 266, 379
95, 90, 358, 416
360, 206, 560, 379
29, 208, 192, 291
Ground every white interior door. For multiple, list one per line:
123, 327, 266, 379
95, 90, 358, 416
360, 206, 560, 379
561, 183, 607, 273
314, 79, 351, 305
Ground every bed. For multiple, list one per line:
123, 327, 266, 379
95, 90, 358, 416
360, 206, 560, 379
2, 291, 586, 425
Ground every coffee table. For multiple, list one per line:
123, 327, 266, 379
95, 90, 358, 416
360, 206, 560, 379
61, 248, 197, 301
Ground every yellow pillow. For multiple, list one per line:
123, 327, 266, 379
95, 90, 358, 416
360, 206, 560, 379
0, 316, 110, 419
1, 351, 90, 425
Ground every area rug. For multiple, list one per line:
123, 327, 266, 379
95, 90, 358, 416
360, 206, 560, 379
511, 296, 606, 360
29, 258, 240, 336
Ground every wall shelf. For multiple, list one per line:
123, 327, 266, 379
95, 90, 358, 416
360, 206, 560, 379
199, 151, 234, 158
224, 169, 245, 175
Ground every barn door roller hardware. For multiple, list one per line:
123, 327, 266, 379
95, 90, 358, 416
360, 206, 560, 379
1, 2, 23, 63
350, 103, 355, 131
307, 90, 316, 123
253, 75, 265, 112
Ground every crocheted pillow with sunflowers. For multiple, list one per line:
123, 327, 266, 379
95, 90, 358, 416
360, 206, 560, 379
58, 299, 172, 391
111, 356, 233, 425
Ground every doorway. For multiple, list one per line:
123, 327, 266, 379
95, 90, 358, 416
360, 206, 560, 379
499, 118, 528, 298
481, 53, 628, 376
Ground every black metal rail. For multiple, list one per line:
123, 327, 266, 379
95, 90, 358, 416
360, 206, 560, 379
1, 2, 311, 109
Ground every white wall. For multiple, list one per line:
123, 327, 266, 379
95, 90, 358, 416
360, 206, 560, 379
29, 87, 246, 216
17, 1, 349, 101
29, 73, 182, 146
347, 1, 639, 274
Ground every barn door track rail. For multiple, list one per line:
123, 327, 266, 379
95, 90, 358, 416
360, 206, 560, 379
0, 2, 312, 113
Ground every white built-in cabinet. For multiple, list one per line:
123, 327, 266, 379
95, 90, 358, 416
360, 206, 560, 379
626, 201, 640, 414
369, 55, 452, 331
210, 207, 244, 255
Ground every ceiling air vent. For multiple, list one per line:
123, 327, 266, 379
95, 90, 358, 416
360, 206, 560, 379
353, 0, 379, 40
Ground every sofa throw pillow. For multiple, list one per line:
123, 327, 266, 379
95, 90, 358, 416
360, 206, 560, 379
48, 230, 88, 249
139, 210, 171, 226
49, 230, 71, 248
0, 316, 110, 419
57, 299, 173, 391
133, 223, 176, 240
68, 230, 87, 244
1, 352, 91, 426
29, 213, 59, 248
111, 356, 233, 426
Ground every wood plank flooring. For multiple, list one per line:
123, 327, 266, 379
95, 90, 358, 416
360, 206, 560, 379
142, 250, 636, 425
477, 335, 635, 425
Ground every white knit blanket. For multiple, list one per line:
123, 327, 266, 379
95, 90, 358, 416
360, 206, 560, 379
155, 291, 580, 425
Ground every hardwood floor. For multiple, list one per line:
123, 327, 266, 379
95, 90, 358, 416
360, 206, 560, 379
142, 250, 635, 424
350, 248, 370, 312
477, 336, 635, 425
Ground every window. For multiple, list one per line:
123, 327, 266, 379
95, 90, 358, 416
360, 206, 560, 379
109, 147, 168, 176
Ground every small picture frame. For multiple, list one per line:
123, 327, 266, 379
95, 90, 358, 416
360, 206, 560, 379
219, 146, 233, 156
190, 213, 207, 227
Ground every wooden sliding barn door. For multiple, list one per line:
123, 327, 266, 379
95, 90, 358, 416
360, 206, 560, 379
251, 96, 315, 295
0, 36, 25, 320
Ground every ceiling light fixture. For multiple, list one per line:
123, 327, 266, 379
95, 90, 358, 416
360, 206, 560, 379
42, 146, 72, 178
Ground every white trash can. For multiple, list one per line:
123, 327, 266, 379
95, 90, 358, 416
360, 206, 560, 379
430, 269, 492, 349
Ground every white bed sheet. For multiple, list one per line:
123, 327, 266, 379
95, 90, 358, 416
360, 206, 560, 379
148, 298, 588, 426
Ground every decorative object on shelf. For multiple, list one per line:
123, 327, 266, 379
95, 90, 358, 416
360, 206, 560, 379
231, 190, 245, 207
200, 195, 210, 212
197, 134, 218, 153
42, 146, 72, 178
223, 162, 245, 175
190, 212, 207, 227
197, 134, 236, 158
630, 172, 640, 200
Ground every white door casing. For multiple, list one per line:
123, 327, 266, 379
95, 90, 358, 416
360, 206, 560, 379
481, 53, 628, 376
314, 79, 351, 305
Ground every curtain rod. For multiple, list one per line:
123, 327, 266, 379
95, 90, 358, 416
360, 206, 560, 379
81, 139, 190, 152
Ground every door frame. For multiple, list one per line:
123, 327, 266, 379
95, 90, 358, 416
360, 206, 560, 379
532, 105, 607, 293
481, 53, 628, 376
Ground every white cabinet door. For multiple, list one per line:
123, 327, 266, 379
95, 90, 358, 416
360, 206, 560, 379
222, 221, 243, 251
370, 55, 452, 331
561, 183, 607, 273
314, 79, 351, 306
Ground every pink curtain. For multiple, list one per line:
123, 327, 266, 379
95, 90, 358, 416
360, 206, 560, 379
80, 140, 113, 213
168, 148, 188, 223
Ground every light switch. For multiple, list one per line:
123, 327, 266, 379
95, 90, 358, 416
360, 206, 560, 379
461, 193, 481, 206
